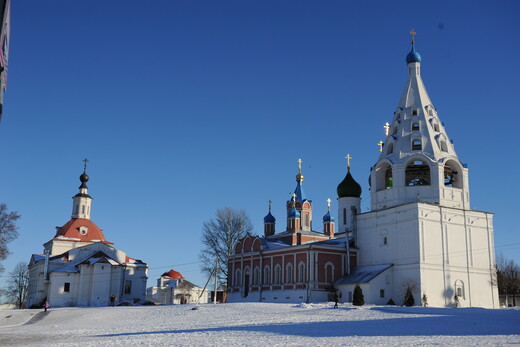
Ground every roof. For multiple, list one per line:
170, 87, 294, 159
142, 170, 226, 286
334, 264, 393, 285
337, 168, 362, 198
162, 269, 183, 279
53, 218, 113, 245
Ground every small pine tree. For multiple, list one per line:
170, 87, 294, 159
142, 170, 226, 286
404, 288, 415, 306
353, 284, 364, 306
421, 293, 428, 307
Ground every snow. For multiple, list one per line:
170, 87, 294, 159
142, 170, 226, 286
1, 303, 519, 346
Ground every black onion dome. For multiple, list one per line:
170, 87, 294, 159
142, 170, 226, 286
79, 170, 89, 189
337, 168, 362, 198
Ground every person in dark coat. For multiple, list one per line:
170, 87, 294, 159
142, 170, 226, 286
333, 291, 339, 309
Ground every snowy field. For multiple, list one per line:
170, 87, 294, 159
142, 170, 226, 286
1, 303, 519, 346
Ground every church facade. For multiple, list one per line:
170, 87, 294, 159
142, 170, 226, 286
26, 164, 148, 308
227, 38, 499, 308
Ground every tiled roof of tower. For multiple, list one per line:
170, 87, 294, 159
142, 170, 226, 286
53, 218, 113, 245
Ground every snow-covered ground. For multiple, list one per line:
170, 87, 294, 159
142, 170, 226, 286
1, 303, 519, 346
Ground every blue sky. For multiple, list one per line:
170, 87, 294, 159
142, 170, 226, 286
0, 0, 519, 288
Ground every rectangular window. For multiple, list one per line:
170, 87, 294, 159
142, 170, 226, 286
343, 208, 346, 225
383, 237, 388, 245
64, 282, 70, 293
412, 109, 418, 116
124, 280, 132, 294
380, 289, 385, 298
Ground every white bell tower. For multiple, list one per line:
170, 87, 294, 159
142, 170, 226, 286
370, 31, 469, 211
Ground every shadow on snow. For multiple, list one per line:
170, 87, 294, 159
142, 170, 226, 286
95, 307, 520, 338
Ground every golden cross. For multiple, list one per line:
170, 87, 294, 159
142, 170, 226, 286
345, 154, 352, 168
327, 198, 331, 211
410, 28, 417, 45
268, 199, 272, 212
292, 193, 297, 204
297, 158, 302, 174
384, 122, 390, 136
378, 141, 384, 152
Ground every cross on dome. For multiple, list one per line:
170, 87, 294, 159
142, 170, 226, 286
83, 158, 89, 171
378, 141, 384, 152
327, 198, 331, 211
384, 122, 390, 136
345, 154, 352, 169
410, 28, 417, 45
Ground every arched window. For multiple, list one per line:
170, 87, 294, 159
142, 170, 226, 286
444, 160, 463, 188
412, 122, 420, 131
286, 263, 293, 283
253, 267, 260, 285
455, 280, 465, 299
412, 109, 418, 116
412, 139, 422, 150
440, 141, 448, 152
433, 122, 439, 132
274, 265, 281, 284
81, 205, 85, 214
324, 262, 335, 283
393, 126, 398, 135
263, 266, 270, 285
387, 142, 394, 154
235, 269, 241, 287
376, 163, 393, 191
405, 160, 431, 186
298, 262, 305, 283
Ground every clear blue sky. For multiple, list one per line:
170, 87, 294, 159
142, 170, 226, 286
0, 0, 519, 289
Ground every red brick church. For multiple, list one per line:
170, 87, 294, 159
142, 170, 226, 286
227, 159, 359, 303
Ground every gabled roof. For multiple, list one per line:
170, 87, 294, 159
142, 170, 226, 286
334, 264, 393, 285
53, 218, 113, 245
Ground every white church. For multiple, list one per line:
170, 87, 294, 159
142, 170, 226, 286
228, 35, 499, 308
26, 163, 148, 308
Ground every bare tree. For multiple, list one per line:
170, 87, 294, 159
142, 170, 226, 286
0, 203, 21, 273
496, 254, 520, 306
3, 261, 29, 308
200, 208, 253, 284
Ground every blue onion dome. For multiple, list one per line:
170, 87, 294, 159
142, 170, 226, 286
288, 205, 300, 218
264, 211, 276, 223
337, 168, 362, 198
323, 210, 334, 223
406, 45, 422, 64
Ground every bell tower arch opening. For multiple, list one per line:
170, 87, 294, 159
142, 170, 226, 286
376, 162, 393, 191
444, 160, 463, 189
405, 159, 431, 186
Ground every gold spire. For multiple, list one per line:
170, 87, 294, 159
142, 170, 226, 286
410, 28, 417, 45
292, 193, 297, 206
378, 140, 384, 152
296, 158, 304, 182
345, 154, 352, 169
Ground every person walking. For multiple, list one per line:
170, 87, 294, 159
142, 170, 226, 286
333, 291, 339, 309
43, 301, 50, 312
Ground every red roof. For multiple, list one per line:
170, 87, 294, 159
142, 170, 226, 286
53, 218, 113, 245
162, 269, 183, 279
